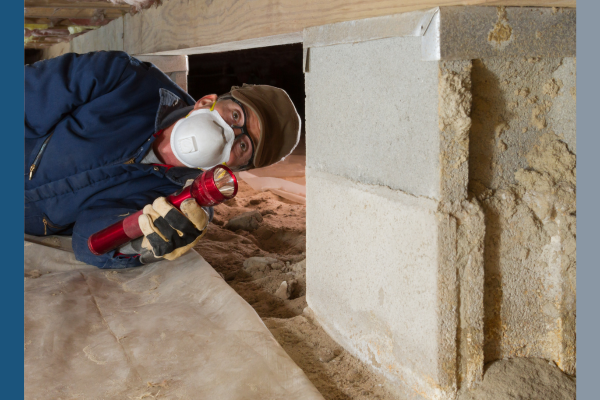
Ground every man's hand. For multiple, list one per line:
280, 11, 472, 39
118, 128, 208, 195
138, 197, 209, 261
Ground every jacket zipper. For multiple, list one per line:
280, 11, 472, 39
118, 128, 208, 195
29, 134, 143, 180
29, 133, 54, 180
42, 214, 70, 235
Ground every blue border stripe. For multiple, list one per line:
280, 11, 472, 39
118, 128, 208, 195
6, 1, 25, 397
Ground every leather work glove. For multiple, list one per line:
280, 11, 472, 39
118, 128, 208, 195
138, 197, 209, 261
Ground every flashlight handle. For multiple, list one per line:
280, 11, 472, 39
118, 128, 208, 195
87, 187, 193, 256
87, 165, 237, 256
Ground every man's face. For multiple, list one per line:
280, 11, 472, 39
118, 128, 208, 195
193, 95, 261, 170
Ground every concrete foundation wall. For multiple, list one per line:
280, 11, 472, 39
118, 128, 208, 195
306, 37, 441, 199
307, 170, 441, 390
305, 33, 479, 399
305, 6, 575, 399
37, 5, 576, 399
469, 56, 576, 374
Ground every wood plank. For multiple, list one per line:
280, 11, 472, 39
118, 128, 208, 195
25, 18, 51, 25
41, 42, 71, 59
24, 7, 124, 19
134, 55, 188, 72
142, 33, 303, 56
27, 43, 55, 49
123, 0, 576, 55
71, 17, 124, 53
168, 72, 188, 93
25, 1, 131, 9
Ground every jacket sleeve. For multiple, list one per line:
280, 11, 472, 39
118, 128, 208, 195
71, 194, 214, 269
25, 51, 136, 139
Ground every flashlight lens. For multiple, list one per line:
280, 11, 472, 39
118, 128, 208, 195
213, 166, 236, 198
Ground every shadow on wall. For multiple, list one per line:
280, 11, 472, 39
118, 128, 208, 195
469, 59, 507, 364
468, 57, 576, 373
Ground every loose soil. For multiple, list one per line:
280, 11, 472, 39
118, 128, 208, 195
194, 171, 575, 400
458, 358, 575, 400
194, 179, 398, 400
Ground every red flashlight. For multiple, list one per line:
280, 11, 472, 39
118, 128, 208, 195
88, 165, 238, 256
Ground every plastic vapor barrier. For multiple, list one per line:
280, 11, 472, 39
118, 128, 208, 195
24, 235, 323, 399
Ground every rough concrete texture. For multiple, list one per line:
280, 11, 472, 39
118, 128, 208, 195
305, 24, 575, 399
443, 200, 486, 391
438, 60, 472, 202
305, 37, 441, 199
305, 39, 489, 398
306, 169, 487, 399
547, 58, 576, 153
306, 169, 441, 399
469, 57, 576, 375
437, 61, 488, 391
458, 358, 575, 400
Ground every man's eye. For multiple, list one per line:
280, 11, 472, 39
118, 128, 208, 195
240, 141, 247, 152
233, 111, 240, 121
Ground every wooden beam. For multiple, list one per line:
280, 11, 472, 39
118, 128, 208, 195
25, 18, 52, 25
144, 33, 303, 56
168, 71, 188, 93
36, 42, 71, 58
24, 8, 124, 19
25, 1, 130, 9
27, 43, 55, 49
70, 17, 124, 53
134, 55, 188, 73
123, 0, 576, 55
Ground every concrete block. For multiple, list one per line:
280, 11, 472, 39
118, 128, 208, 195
305, 28, 479, 399
305, 7, 576, 398
469, 57, 577, 374
548, 57, 577, 154
306, 169, 442, 397
422, 7, 576, 61
305, 36, 441, 199
306, 170, 485, 398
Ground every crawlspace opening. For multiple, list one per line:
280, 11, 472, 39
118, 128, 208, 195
187, 43, 305, 154
25, 49, 43, 65
190, 43, 309, 326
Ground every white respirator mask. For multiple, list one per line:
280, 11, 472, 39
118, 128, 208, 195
170, 107, 235, 169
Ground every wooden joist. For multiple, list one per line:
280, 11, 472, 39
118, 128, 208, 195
37, 0, 577, 55
24, 7, 125, 19
25, 0, 131, 10
122, 0, 577, 55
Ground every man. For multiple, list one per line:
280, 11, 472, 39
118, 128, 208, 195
25, 51, 301, 269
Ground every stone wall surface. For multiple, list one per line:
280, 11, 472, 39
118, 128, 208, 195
469, 57, 576, 374
38, 5, 577, 399
305, 35, 485, 400
305, 37, 441, 199
305, 10, 576, 399
306, 169, 441, 398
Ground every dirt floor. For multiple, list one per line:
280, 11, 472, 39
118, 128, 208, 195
458, 358, 575, 400
194, 168, 575, 400
194, 179, 399, 400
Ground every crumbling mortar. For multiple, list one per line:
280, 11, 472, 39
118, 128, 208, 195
469, 56, 575, 374
477, 132, 576, 372
438, 61, 472, 204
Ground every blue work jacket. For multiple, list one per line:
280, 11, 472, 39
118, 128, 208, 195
25, 51, 210, 269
